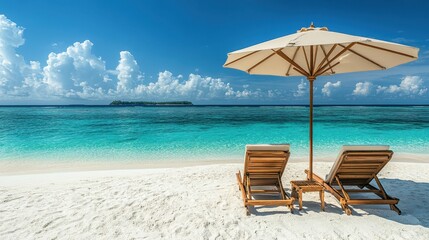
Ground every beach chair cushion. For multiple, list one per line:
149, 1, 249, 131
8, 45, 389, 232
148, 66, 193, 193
245, 144, 290, 152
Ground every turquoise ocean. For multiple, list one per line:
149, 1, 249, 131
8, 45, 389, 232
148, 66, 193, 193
0, 106, 428, 164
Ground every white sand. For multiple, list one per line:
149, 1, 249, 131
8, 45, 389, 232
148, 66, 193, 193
1, 162, 429, 239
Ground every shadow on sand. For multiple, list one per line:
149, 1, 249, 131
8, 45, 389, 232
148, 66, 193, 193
351, 178, 429, 228
248, 179, 429, 228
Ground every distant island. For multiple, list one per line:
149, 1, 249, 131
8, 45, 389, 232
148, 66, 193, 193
109, 100, 193, 106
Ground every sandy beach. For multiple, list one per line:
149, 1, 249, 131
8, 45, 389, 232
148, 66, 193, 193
1, 161, 428, 239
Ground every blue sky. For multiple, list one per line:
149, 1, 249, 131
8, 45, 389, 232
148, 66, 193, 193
0, 0, 428, 104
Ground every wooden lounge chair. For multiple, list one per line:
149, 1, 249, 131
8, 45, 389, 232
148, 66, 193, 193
236, 144, 294, 215
306, 145, 400, 215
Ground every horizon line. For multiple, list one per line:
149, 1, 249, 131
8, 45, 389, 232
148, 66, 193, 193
0, 104, 428, 107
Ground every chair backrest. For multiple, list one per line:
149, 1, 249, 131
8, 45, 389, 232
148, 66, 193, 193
325, 145, 393, 186
243, 144, 290, 177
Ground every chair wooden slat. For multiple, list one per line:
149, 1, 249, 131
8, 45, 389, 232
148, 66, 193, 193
338, 168, 381, 173
248, 162, 285, 167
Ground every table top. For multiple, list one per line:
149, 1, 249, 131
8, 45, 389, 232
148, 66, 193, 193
290, 180, 324, 190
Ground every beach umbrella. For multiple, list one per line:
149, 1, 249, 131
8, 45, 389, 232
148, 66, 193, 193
223, 23, 419, 181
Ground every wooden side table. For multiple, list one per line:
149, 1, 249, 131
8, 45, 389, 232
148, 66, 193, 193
290, 180, 325, 211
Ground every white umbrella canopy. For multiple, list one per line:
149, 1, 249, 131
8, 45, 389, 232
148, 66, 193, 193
223, 23, 419, 181
224, 24, 419, 77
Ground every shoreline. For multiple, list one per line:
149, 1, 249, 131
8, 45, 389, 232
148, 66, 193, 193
0, 152, 428, 176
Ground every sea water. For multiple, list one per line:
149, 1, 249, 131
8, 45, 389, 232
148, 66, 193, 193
0, 106, 428, 163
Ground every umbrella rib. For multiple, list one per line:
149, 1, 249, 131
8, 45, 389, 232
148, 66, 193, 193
338, 44, 386, 70
246, 52, 276, 73
302, 47, 311, 75
319, 45, 335, 74
315, 44, 337, 75
315, 43, 356, 76
223, 51, 260, 67
318, 61, 341, 75
273, 49, 310, 76
293, 67, 310, 76
356, 42, 416, 59
285, 47, 301, 76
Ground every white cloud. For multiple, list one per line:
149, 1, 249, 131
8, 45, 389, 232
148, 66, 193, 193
267, 89, 279, 98
116, 51, 144, 93
376, 76, 427, 96
0, 15, 24, 48
0, 15, 42, 97
42, 45, 256, 100
321, 81, 341, 97
132, 71, 259, 100
134, 71, 261, 100
294, 79, 307, 97
354, 77, 427, 98
42, 40, 111, 99
0, 14, 260, 102
352, 81, 373, 96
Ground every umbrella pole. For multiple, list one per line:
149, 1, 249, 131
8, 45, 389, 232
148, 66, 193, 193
308, 77, 315, 181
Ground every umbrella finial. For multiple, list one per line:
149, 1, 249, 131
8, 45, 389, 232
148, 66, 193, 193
298, 23, 329, 32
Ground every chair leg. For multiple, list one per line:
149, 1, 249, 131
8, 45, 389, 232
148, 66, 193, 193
344, 205, 352, 215
340, 199, 352, 215
291, 186, 297, 199
373, 175, 388, 199
237, 173, 242, 191
390, 204, 401, 215
298, 189, 303, 210
236, 172, 247, 208
320, 190, 325, 211
341, 203, 352, 215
